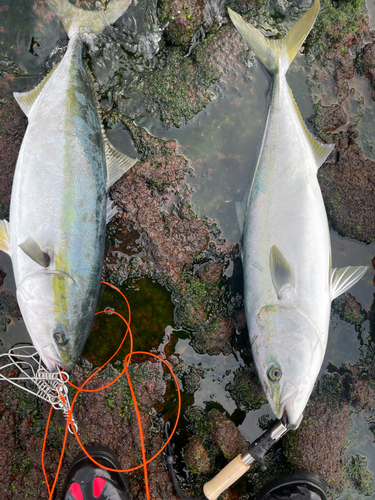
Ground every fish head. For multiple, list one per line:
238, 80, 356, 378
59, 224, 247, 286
252, 305, 323, 427
17, 270, 95, 372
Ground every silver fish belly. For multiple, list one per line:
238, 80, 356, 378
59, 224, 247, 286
229, 0, 367, 426
0, 0, 136, 371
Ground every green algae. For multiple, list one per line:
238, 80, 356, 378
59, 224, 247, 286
138, 46, 221, 128
226, 367, 267, 412
82, 277, 174, 367
344, 454, 375, 495
332, 294, 367, 330
304, 0, 367, 61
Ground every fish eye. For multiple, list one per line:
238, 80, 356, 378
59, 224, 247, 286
53, 330, 68, 346
268, 364, 282, 381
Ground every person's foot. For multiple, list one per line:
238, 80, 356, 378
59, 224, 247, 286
61, 446, 131, 500
255, 470, 327, 500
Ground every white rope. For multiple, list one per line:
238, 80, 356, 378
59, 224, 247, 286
0, 345, 78, 433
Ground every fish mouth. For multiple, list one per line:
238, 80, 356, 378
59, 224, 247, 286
42, 344, 66, 372
276, 382, 299, 424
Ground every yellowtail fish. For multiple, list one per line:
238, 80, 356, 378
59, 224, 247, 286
228, 0, 367, 426
0, 0, 137, 371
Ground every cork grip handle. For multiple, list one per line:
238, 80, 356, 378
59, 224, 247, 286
203, 454, 250, 500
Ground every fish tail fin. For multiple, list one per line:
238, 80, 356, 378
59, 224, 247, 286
228, 0, 319, 75
47, 0, 132, 38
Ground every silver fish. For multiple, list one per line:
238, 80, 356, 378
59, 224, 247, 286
228, 0, 367, 427
0, 0, 136, 371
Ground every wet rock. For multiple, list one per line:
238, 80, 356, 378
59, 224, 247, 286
305, 1, 369, 62
335, 56, 354, 86
359, 40, 375, 99
283, 396, 349, 488
196, 262, 222, 284
0, 270, 5, 287
0, 100, 27, 215
185, 436, 211, 474
318, 126, 375, 243
331, 293, 366, 329
0, 290, 21, 332
341, 363, 375, 410
208, 409, 248, 460
195, 315, 234, 354
0, 360, 179, 500
227, 367, 267, 412
110, 127, 210, 282
139, 46, 220, 128
312, 104, 347, 134
344, 454, 375, 495
161, 0, 205, 50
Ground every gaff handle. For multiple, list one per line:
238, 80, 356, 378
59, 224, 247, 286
202, 419, 290, 500
203, 454, 254, 500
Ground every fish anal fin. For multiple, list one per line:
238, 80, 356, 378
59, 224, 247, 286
14, 64, 58, 117
19, 237, 50, 268
105, 138, 137, 189
269, 245, 295, 299
288, 87, 334, 169
106, 198, 118, 224
331, 265, 367, 300
0, 220, 11, 255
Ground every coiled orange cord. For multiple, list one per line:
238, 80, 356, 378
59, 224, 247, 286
41, 281, 181, 500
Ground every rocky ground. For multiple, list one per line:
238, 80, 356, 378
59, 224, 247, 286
0, 0, 375, 498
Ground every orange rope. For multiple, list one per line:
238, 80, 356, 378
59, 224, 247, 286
41, 281, 181, 500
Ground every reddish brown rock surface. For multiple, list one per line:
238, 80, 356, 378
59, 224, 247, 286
319, 126, 375, 242
284, 397, 350, 489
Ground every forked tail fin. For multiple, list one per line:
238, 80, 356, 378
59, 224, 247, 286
228, 0, 320, 75
47, 0, 133, 38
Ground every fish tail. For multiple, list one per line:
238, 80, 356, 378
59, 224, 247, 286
47, 0, 133, 38
228, 0, 320, 75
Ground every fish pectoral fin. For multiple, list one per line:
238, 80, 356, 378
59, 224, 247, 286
0, 220, 11, 255
105, 137, 137, 189
19, 237, 50, 268
106, 198, 118, 224
14, 64, 59, 117
331, 265, 368, 300
269, 245, 295, 299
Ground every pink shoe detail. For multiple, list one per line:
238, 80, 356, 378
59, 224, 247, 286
69, 483, 83, 500
93, 477, 106, 498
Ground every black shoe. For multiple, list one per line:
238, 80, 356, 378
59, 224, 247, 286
255, 470, 327, 500
61, 446, 131, 500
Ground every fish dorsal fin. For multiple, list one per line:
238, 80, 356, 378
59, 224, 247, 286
288, 87, 334, 168
228, 0, 320, 75
269, 245, 295, 299
0, 220, 11, 255
106, 198, 118, 224
105, 138, 137, 189
331, 266, 367, 300
14, 65, 58, 117
19, 237, 50, 268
